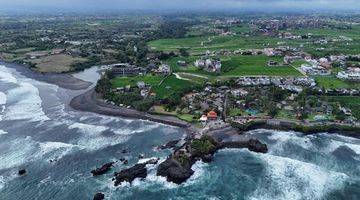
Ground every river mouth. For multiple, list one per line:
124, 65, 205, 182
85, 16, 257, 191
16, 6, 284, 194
0, 63, 359, 200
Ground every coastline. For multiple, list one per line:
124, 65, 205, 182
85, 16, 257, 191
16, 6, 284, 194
3, 61, 359, 139
0, 60, 92, 90
70, 88, 190, 128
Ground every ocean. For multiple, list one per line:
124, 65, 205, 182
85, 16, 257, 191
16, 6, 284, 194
0, 63, 359, 200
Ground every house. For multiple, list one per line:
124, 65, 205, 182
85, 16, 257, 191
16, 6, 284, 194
337, 68, 360, 81
207, 111, 218, 120
157, 64, 171, 75
231, 89, 248, 97
137, 81, 146, 89
177, 61, 187, 67
25, 52, 48, 59
111, 63, 146, 77
199, 115, 208, 122
267, 60, 279, 67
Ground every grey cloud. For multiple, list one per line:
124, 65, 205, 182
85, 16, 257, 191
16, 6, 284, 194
0, 0, 359, 11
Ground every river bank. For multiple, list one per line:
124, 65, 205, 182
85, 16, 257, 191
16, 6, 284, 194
0, 61, 92, 90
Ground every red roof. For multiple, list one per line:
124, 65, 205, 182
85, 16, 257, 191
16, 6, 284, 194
207, 111, 218, 118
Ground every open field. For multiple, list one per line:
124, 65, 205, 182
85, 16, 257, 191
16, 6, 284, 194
111, 74, 164, 88
165, 55, 303, 78
26, 54, 87, 73
152, 75, 195, 99
221, 55, 303, 76
151, 106, 195, 122
314, 76, 360, 89
148, 35, 306, 55
289, 25, 360, 39
111, 74, 196, 99
289, 25, 360, 57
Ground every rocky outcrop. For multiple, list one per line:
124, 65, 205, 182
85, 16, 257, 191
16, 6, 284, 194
159, 139, 181, 150
114, 158, 159, 186
157, 157, 194, 184
247, 139, 268, 153
156, 136, 268, 185
91, 162, 114, 176
221, 139, 268, 153
18, 169, 26, 176
93, 193, 105, 200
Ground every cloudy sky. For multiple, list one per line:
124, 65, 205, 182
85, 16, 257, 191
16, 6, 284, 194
1, 0, 359, 11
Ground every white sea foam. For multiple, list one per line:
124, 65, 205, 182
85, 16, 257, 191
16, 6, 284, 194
0, 176, 5, 191
247, 154, 348, 200
0, 92, 6, 105
0, 136, 37, 170
112, 123, 160, 136
0, 65, 17, 83
327, 139, 360, 155
4, 82, 49, 122
68, 122, 130, 150
68, 122, 109, 135
0, 136, 80, 170
267, 130, 313, 152
0, 129, 7, 135
39, 142, 82, 160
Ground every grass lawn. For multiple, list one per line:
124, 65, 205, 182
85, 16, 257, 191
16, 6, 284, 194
148, 35, 302, 55
289, 26, 360, 57
152, 75, 195, 99
314, 76, 360, 89
111, 74, 197, 99
152, 106, 195, 122
111, 74, 163, 88
221, 55, 302, 76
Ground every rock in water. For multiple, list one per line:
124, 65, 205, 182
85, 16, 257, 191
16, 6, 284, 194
113, 158, 160, 186
91, 162, 114, 176
18, 169, 26, 176
202, 154, 213, 163
138, 153, 145, 159
93, 192, 105, 200
159, 139, 181, 150
157, 157, 194, 184
114, 164, 147, 186
248, 139, 268, 153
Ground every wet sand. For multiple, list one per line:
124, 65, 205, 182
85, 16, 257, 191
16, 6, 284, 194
70, 88, 190, 128
1, 61, 92, 90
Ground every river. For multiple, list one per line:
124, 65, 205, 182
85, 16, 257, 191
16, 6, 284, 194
0, 63, 359, 200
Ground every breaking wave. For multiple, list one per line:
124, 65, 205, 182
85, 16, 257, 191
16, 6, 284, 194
4, 81, 49, 122
0, 136, 80, 171
247, 153, 348, 200
0, 65, 17, 83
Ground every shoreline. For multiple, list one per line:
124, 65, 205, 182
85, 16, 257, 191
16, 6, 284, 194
3, 61, 359, 139
70, 88, 191, 128
0, 60, 92, 90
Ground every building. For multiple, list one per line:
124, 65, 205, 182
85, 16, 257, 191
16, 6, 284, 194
155, 64, 171, 75
111, 63, 146, 77
194, 59, 221, 72
199, 115, 208, 122
337, 68, 360, 81
207, 111, 218, 120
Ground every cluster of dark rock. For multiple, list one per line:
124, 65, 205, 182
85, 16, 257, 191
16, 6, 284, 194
158, 139, 181, 150
91, 136, 268, 199
91, 162, 115, 176
157, 137, 268, 184
113, 158, 159, 186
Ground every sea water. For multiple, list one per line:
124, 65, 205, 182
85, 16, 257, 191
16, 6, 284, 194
0, 63, 359, 200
